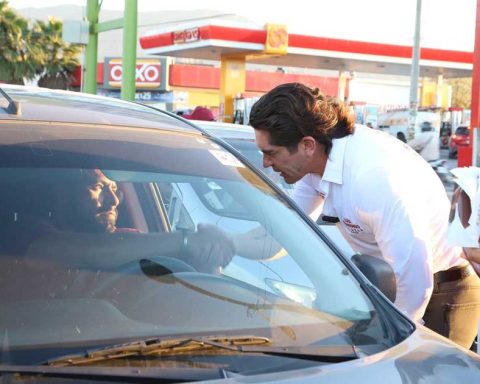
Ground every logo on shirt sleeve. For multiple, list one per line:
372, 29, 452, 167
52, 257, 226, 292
342, 218, 364, 234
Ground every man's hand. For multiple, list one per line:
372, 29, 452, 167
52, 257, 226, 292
184, 223, 236, 273
232, 227, 286, 260
463, 247, 480, 277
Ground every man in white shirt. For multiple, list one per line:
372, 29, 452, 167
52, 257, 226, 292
249, 82, 480, 349
407, 121, 440, 162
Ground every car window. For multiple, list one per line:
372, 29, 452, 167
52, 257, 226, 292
190, 180, 253, 220
455, 126, 469, 135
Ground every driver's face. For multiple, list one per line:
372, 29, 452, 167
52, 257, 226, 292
76, 169, 120, 233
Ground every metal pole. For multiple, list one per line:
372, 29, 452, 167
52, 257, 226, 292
121, 0, 137, 101
471, 0, 480, 166
84, 0, 99, 94
408, 0, 422, 141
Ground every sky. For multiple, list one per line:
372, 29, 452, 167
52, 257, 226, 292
7, 0, 478, 51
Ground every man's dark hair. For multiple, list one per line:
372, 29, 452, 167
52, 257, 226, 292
249, 83, 355, 154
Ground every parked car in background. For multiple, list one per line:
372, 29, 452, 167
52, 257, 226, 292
0, 86, 479, 383
377, 110, 440, 143
449, 125, 470, 159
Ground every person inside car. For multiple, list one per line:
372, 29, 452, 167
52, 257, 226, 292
23, 169, 236, 274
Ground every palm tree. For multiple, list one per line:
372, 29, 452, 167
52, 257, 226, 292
447, 77, 472, 109
33, 18, 81, 90
0, 0, 39, 84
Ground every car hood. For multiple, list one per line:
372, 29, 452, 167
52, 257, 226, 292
201, 325, 480, 383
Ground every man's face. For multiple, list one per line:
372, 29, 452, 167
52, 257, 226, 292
74, 169, 120, 233
254, 129, 310, 184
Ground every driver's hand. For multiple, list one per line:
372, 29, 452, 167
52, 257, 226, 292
185, 223, 236, 273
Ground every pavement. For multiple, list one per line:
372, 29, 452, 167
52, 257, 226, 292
439, 148, 457, 200
440, 148, 458, 172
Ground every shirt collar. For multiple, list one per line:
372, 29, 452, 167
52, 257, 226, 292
320, 134, 349, 185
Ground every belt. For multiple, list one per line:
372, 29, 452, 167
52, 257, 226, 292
433, 265, 473, 285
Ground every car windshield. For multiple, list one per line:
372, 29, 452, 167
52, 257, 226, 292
0, 120, 408, 368
188, 121, 294, 194
455, 126, 469, 135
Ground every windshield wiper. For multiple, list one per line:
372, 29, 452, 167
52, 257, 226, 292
45, 335, 359, 367
46, 335, 271, 366
0, 364, 229, 383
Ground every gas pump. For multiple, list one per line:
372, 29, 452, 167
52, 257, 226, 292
449, 107, 465, 129
233, 95, 260, 125
233, 97, 246, 124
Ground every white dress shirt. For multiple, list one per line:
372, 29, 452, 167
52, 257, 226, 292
292, 125, 465, 322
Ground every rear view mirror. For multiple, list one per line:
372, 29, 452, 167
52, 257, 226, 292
351, 254, 396, 303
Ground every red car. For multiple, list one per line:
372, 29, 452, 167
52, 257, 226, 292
448, 125, 470, 159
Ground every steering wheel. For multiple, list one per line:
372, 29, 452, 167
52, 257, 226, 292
90, 256, 197, 297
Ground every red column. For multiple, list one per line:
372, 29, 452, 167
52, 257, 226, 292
462, 0, 480, 166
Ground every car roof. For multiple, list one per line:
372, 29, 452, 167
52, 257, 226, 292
190, 120, 255, 141
0, 85, 199, 134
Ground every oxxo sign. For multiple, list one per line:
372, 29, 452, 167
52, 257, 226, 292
105, 58, 163, 89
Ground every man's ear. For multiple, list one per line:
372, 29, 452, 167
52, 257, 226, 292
301, 136, 317, 155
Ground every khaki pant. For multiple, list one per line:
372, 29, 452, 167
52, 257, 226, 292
423, 271, 480, 349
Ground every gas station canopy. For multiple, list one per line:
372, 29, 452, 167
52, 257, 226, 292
140, 20, 473, 78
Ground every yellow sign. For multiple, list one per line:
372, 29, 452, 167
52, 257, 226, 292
265, 24, 288, 55
420, 80, 452, 109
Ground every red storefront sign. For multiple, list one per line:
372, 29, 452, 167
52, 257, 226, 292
106, 58, 162, 89
168, 64, 339, 96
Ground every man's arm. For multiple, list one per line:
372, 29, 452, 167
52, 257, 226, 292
463, 247, 480, 277
233, 226, 286, 260
232, 177, 324, 261
25, 224, 235, 273
291, 176, 325, 221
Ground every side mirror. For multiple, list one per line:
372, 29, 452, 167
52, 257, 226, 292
351, 254, 396, 303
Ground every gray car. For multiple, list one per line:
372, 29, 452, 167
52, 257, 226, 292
0, 86, 478, 383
